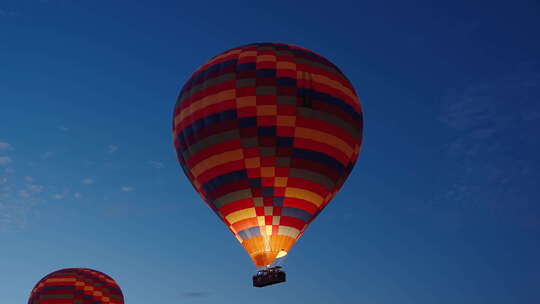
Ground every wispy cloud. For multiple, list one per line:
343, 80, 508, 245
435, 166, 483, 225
121, 186, 134, 192
41, 151, 54, 159
53, 193, 65, 200
149, 160, 164, 169
438, 64, 540, 226
28, 184, 43, 193
82, 178, 94, 185
0, 142, 11, 151
181, 291, 210, 298
0, 156, 12, 166
107, 145, 118, 153
0, 9, 18, 17
0, 171, 45, 231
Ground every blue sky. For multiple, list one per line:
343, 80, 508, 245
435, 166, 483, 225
1, 0, 540, 303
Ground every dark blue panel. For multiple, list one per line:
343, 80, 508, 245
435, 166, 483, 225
256, 69, 276, 77
237, 62, 256, 72
274, 197, 284, 206
258, 126, 276, 136
262, 187, 274, 197
293, 148, 345, 173
42, 285, 76, 291
282, 207, 313, 222
202, 170, 248, 193
190, 59, 237, 86
277, 137, 294, 147
249, 178, 261, 188
297, 88, 361, 122
182, 109, 237, 138
239, 116, 257, 128
238, 226, 261, 240
277, 77, 296, 86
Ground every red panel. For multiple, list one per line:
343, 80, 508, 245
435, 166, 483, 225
257, 116, 277, 126
293, 137, 349, 166
243, 147, 259, 157
237, 106, 256, 117
178, 99, 236, 129
196, 160, 245, 185
186, 139, 241, 167
287, 177, 329, 197
279, 216, 306, 230
256, 95, 277, 105
296, 116, 356, 146
219, 198, 254, 216
237, 87, 256, 97
282, 197, 319, 214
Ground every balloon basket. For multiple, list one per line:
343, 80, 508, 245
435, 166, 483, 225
252, 266, 286, 287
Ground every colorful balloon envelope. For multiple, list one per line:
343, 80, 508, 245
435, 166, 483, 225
173, 42, 363, 268
28, 268, 124, 304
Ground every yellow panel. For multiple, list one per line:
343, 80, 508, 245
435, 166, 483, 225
45, 278, 76, 283
261, 167, 275, 177
295, 127, 353, 157
257, 105, 277, 116
101, 297, 110, 303
226, 208, 256, 224
266, 226, 273, 235
296, 71, 356, 102
191, 149, 243, 177
236, 96, 256, 107
285, 187, 324, 206
93, 291, 103, 297
313, 74, 356, 100
244, 157, 260, 168
277, 62, 296, 70
239, 51, 257, 58
272, 216, 280, 225
177, 89, 235, 124
257, 216, 265, 226
274, 177, 288, 187
257, 55, 277, 62
277, 115, 296, 126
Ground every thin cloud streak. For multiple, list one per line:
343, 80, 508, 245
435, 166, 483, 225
437, 64, 540, 226
82, 178, 94, 185
149, 160, 164, 169
0, 142, 11, 150
107, 145, 118, 153
0, 156, 13, 166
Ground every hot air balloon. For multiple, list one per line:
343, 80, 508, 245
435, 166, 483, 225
173, 42, 363, 287
28, 268, 124, 304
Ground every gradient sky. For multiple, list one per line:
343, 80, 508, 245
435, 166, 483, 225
1, 1, 540, 303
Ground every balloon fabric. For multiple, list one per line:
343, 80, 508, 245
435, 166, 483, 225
173, 42, 363, 267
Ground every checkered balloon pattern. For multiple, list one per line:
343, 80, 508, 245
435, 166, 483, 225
28, 268, 124, 304
173, 42, 363, 267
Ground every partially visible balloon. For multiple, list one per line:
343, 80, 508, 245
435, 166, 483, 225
173, 42, 363, 268
28, 268, 124, 304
